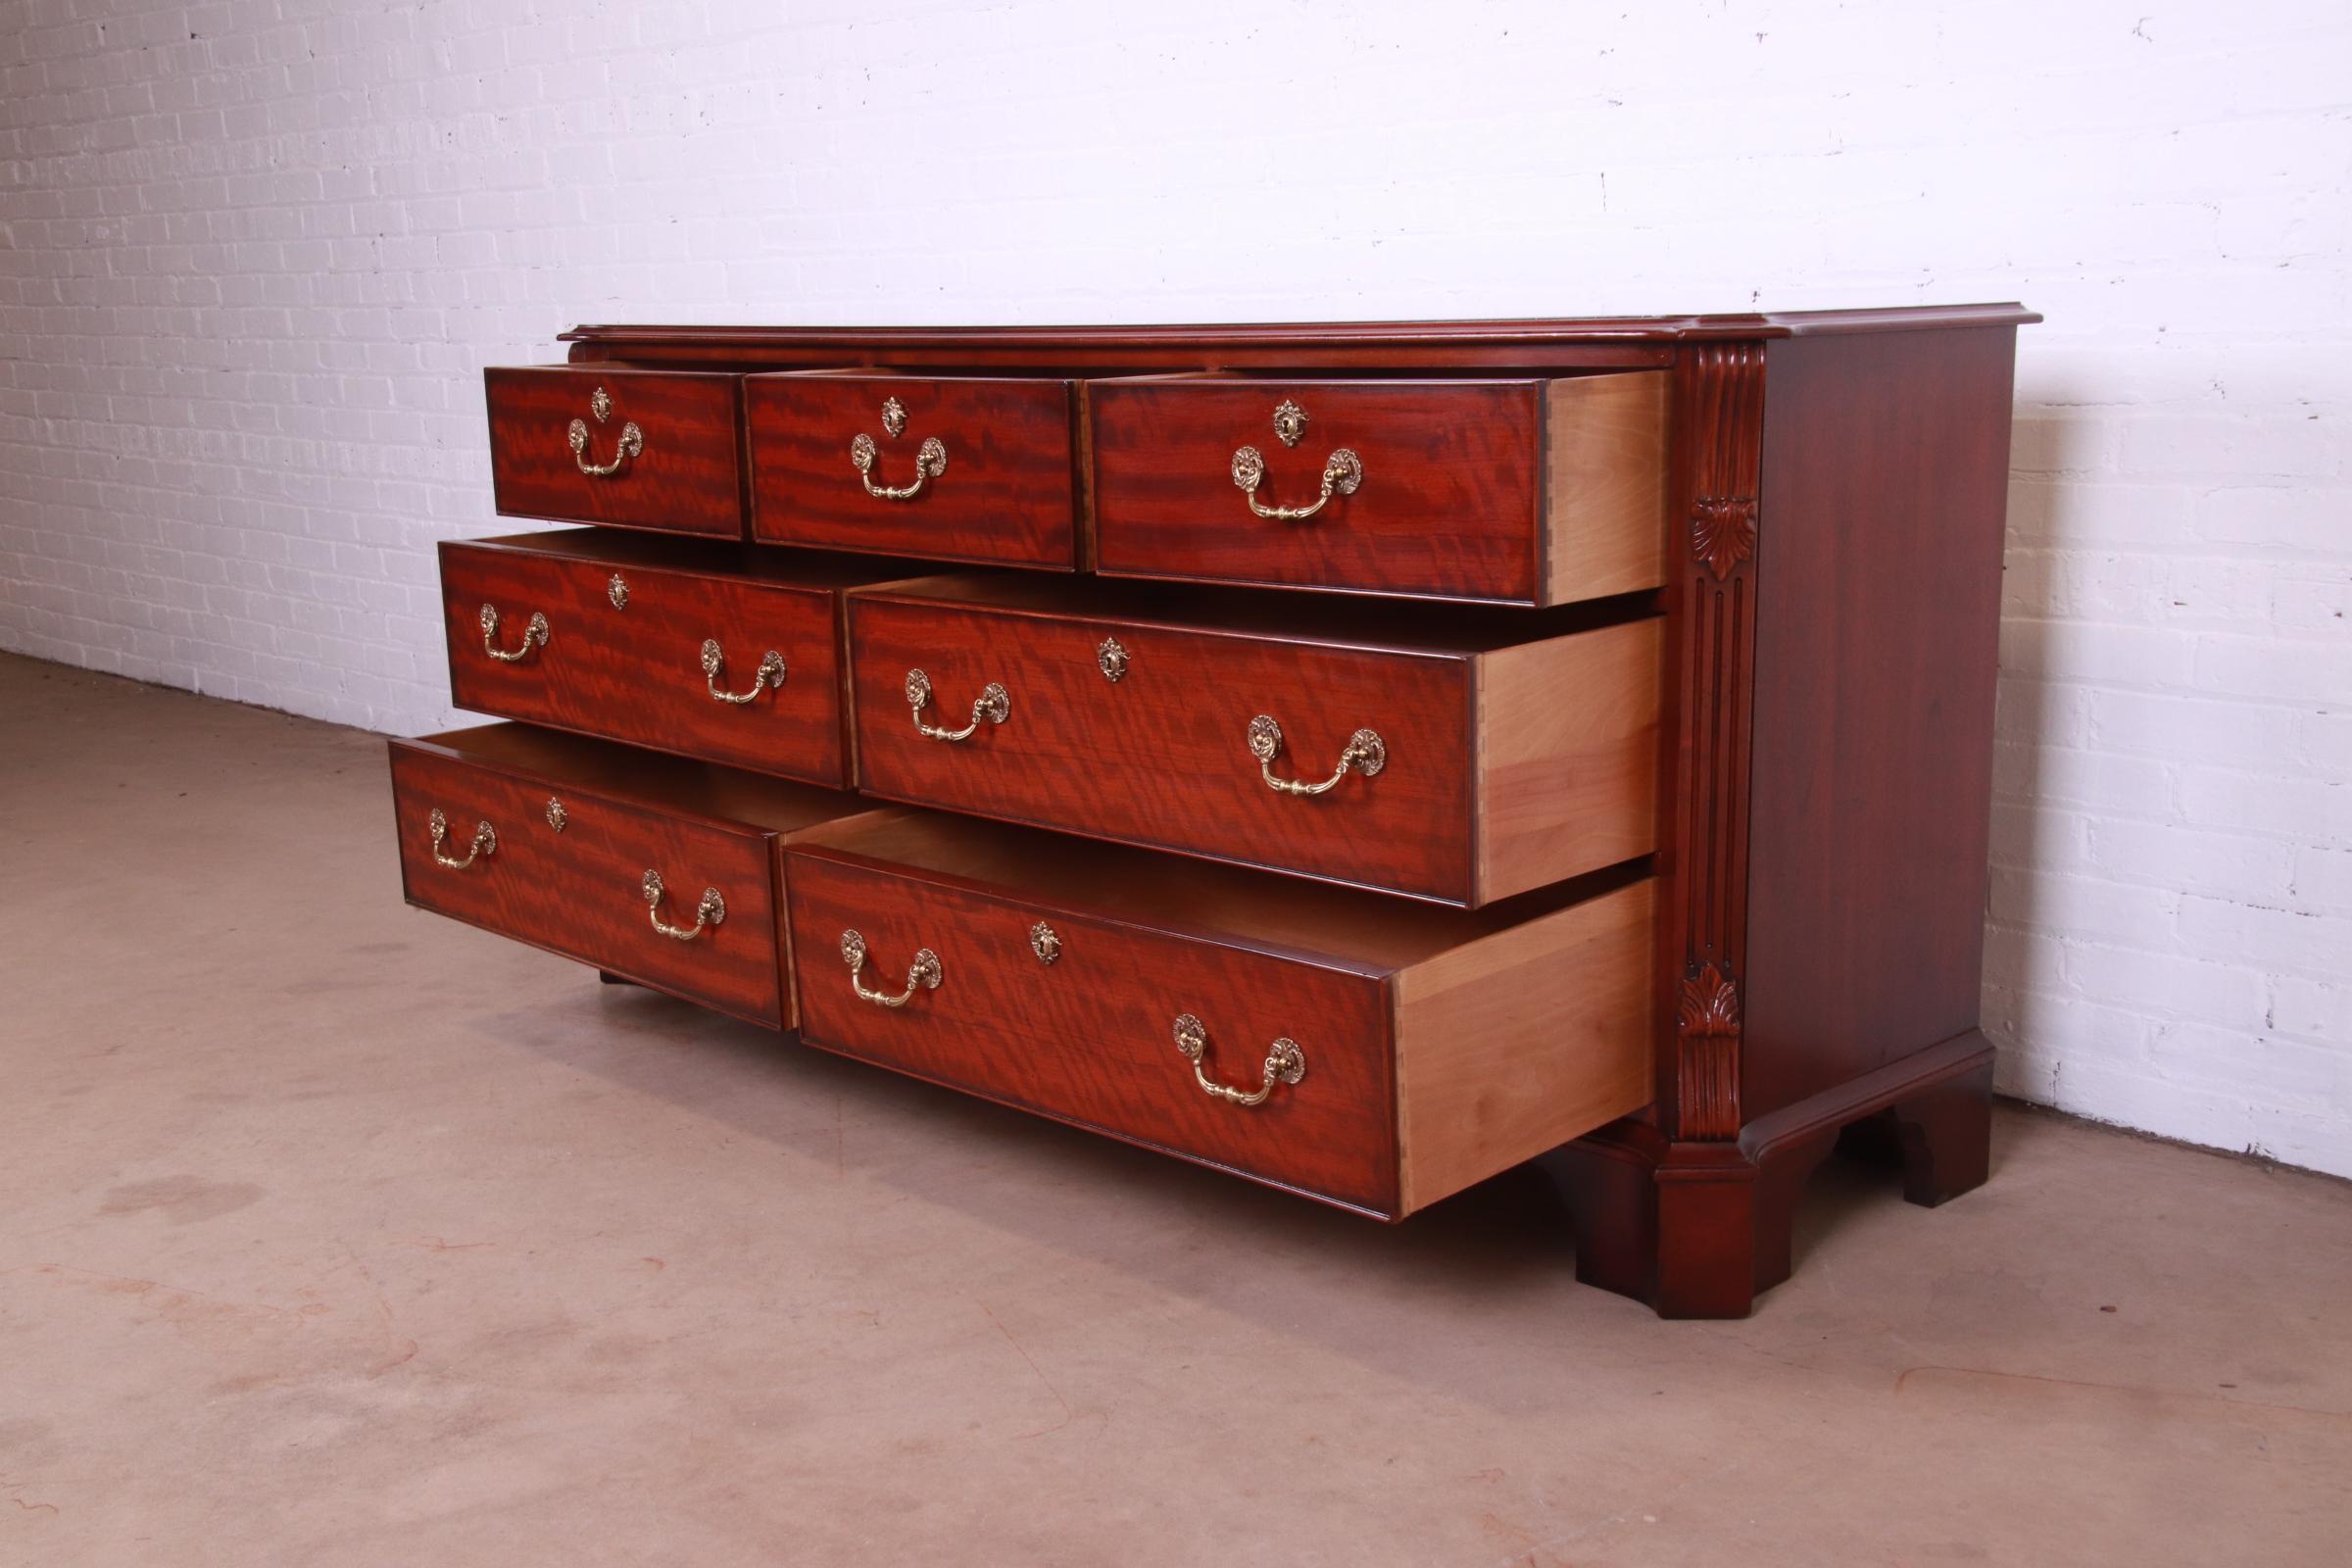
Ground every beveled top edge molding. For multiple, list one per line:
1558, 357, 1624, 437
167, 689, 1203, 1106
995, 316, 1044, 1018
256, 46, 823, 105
558, 304, 2040, 350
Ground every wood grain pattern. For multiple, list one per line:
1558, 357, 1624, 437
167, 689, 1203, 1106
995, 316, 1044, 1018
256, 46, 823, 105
390, 738, 789, 1026
558, 306, 2043, 369
387, 723, 884, 1027
745, 372, 1080, 567
485, 366, 746, 537
441, 533, 875, 787
1089, 376, 1546, 603
1089, 372, 1671, 605
406, 309, 2038, 1319
1658, 342, 1767, 1142
1543, 370, 1671, 601
848, 585, 1480, 902
1553, 322, 2019, 1318
1545, 1029, 1995, 1318
784, 844, 1403, 1213
778, 808, 1649, 969
782, 812, 1657, 1216
1473, 617, 1662, 904
1393, 879, 1654, 1212
844, 579, 1659, 906
1740, 327, 2018, 1119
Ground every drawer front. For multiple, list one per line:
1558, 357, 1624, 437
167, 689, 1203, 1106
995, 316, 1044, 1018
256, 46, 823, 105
486, 368, 745, 537
441, 542, 849, 787
746, 374, 1079, 567
848, 596, 1477, 902
785, 849, 1398, 1211
1089, 378, 1543, 602
388, 739, 786, 1026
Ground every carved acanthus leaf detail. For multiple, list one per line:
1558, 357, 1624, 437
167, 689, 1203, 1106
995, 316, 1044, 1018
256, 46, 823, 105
1690, 496, 1757, 579
1678, 962, 1740, 1038
1676, 961, 1742, 1141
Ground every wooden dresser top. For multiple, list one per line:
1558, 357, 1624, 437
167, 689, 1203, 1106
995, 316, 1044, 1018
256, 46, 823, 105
560, 304, 2041, 370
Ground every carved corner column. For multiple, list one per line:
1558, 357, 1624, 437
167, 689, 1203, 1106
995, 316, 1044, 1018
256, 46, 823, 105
1548, 341, 1773, 1319
1551, 333, 2011, 1317
1666, 342, 1764, 1146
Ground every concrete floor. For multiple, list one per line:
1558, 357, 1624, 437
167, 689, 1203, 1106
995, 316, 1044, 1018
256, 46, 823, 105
1, 653, 2347, 1567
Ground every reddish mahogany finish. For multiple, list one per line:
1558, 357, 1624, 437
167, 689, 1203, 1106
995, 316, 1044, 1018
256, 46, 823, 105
440, 530, 915, 786
557, 305, 2040, 369
1090, 376, 1548, 602
485, 366, 746, 537
400, 306, 2041, 1319
781, 812, 1654, 1217
845, 576, 1656, 905
746, 372, 1082, 568
1545, 323, 2026, 1317
785, 837, 1399, 1212
1741, 328, 2017, 1119
390, 728, 784, 1025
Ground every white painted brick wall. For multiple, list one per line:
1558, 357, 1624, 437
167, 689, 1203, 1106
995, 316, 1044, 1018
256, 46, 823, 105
1, 0, 2345, 1174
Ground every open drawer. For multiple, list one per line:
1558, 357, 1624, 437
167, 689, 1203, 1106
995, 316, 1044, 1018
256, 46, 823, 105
484, 366, 750, 537
440, 529, 922, 788
783, 812, 1656, 1217
846, 575, 1662, 906
745, 370, 1082, 568
1086, 371, 1670, 605
387, 723, 884, 1027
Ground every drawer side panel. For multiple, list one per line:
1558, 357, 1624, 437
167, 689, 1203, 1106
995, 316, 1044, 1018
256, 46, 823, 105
1543, 369, 1672, 603
1394, 879, 1656, 1212
1474, 616, 1663, 903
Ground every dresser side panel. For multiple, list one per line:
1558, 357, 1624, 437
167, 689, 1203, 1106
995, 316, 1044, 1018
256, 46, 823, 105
1741, 327, 2017, 1120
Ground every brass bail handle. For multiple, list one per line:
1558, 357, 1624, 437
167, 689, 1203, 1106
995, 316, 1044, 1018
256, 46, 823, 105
905, 668, 1009, 743
643, 869, 724, 942
568, 385, 644, 477
1171, 1013, 1305, 1107
480, 603, 550, 662
702, 638, 787, 704
1231, 399, 1360, 520
426, 808, 496, 869
1231, 445, 1363, 521
841, 929, 943, 1008
851, 397, 947, 501
1247, 714, 1387, 797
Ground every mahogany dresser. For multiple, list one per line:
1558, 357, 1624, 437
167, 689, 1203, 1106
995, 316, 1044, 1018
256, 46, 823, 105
390, 307, 2037, 1318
